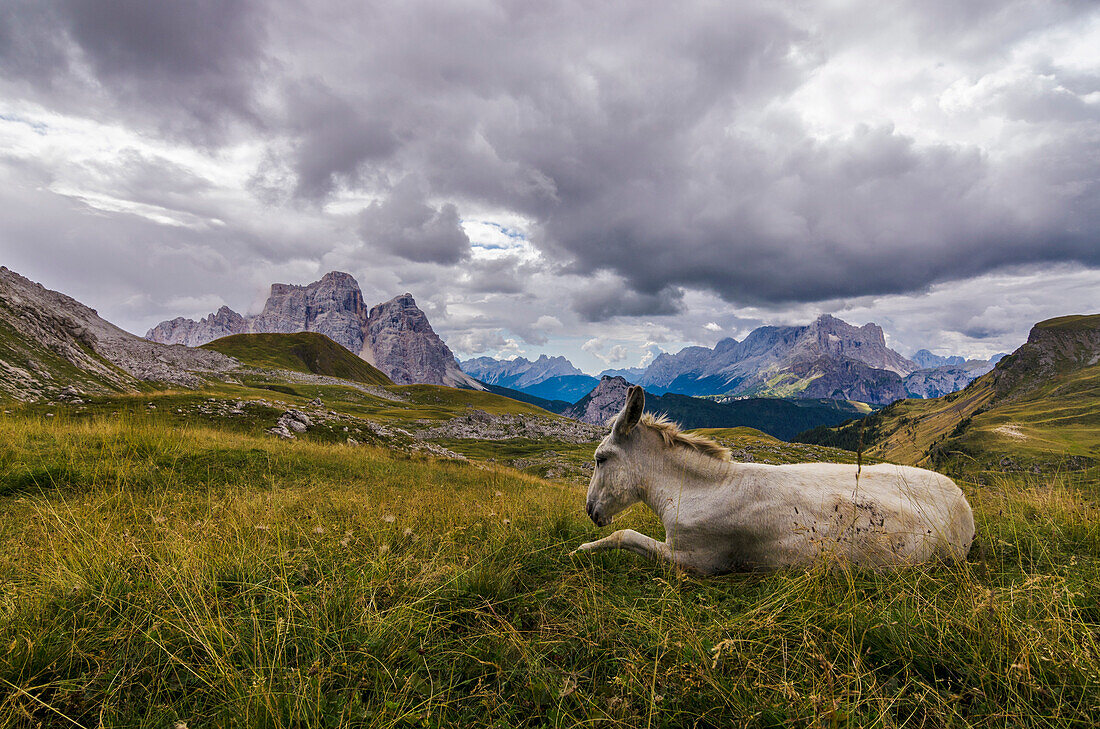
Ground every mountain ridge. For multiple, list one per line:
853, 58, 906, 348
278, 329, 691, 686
147, 272, 480, 390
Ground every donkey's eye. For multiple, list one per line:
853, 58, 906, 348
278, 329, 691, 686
594, 454, 608, 466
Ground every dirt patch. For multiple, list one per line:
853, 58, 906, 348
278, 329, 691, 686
993, 424, 1027, 440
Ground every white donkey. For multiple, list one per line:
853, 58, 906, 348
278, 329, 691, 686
571, 386, 975, 574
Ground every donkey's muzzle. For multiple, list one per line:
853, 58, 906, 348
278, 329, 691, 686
586, 500, 609, 527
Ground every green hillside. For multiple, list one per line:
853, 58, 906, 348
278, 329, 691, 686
201, 332, 393, 386
796, 314, 1100, 477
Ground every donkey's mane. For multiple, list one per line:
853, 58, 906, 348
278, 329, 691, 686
639, 413, 732, 461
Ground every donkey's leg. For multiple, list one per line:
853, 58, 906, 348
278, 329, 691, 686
571, 529, 671, 563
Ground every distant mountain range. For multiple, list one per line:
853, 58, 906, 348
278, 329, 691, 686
147, 272, 481, 389
797, 314, 1100, 474
462, 314, 1006, 406
461, 355, 599, 403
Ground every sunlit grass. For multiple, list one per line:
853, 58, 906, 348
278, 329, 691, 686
1, 414, 1099, 727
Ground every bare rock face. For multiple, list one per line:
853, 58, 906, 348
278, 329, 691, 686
249, 271, 368, 352
0, 266, 236, 399
563, 375, 633, 425
361, 293, 482, 389
147, 272, 481, 390
145, 271, 367, 352
992, 314, 1100, 397
146, 306, 247, 347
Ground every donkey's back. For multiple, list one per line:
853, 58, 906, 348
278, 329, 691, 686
732, 461, 975, 568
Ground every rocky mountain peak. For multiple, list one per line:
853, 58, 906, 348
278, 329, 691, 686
362, 293, 481, 389
563, 375, 633, 425
251, 270, 368, 352
147, 273, 482, 390
911, 349, 967, 369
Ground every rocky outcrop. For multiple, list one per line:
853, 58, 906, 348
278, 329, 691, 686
361, 293, 481, 389
249, 271, 368, 352
992, 314, 1100, 398
563, 375, 633, 425
0, 266, 236, 400
414, 408, 602, 442
146, 306, 247, 347
147, 272, 481, 390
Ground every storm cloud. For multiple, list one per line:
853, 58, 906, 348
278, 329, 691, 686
1, 0, 1098, 372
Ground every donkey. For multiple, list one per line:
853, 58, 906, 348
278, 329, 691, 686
571, 386, 975, 574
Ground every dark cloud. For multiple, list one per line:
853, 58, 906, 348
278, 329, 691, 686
572, 280, 684, 322
459, 256, 531, 295
0, 1, 70, 86
357, 179, 471, 265
285, 80, 398, 199
1, 0, 267, 141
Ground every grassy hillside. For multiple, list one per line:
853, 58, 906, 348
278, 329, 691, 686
202, 332, 393, 386
1, 409, 1098, 726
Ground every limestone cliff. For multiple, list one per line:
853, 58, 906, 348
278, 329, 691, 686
147, 272, 480, 389
361, 294, 481, 389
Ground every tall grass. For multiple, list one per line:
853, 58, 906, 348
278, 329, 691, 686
1, 413, 1098, 727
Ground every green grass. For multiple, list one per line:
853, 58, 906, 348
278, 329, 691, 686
201, 333, 393, 387
1, 411, 1099, 727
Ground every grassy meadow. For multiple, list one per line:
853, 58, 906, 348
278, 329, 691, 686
1, 403, 1100, 727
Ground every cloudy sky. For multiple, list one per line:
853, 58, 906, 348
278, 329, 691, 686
2, 0, 1098, 374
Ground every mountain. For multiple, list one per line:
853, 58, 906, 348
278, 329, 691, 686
634, 314, 917, 404
599, 367, 647, 379
361, 293, 480, 388
0, 267, 235, 400
201, 332, 392, 386
146, 272, 367, 352
460, 355, 598, 402
563, 375, 871, 441
901, 350, 1008, 398
147, 272, 480, 390
910, 349, 966, 369
248, 272, 369, 352
461, 354, 586, 388
795, 314, 1100, 475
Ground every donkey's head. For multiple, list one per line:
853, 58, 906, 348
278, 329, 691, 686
585, 385, 647, 527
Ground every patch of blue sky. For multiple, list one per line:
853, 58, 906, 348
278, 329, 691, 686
462, 218, 540, 261
0, 113, 48, 135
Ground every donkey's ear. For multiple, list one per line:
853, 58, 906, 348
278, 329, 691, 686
614, 385, 645, 438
